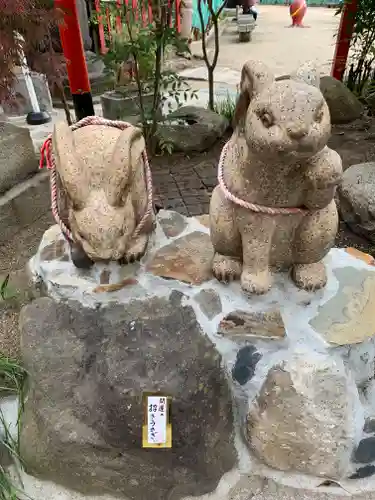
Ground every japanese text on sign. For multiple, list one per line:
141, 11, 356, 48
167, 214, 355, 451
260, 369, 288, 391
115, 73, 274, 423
147, 396, 167, 445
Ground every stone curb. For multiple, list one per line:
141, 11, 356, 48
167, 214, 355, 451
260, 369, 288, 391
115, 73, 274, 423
0, 171, 50, 247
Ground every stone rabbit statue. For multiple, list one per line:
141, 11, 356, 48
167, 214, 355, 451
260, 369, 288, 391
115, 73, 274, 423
210, 60, 342, 295
52, 121, 154, 268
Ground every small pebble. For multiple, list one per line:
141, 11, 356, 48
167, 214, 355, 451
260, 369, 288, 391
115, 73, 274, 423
364, 418, 375, 434
349, 465, 375, 479
232, 345, 261, 386
353, 437, 375, 463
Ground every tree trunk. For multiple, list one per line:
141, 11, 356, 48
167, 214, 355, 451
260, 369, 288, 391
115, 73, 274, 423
208, 67, 215, 110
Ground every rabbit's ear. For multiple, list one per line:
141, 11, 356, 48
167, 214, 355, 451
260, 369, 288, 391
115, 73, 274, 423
233, 60, 274, 128
291, 61, 320, 88
105, 126, 145, 207
52, 122, 88, 208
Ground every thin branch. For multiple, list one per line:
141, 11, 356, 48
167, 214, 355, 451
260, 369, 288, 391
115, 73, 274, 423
123, 11, 146, 128
198, 0, 211, 69
207, 0, 221, 70
216, 0, 226, 18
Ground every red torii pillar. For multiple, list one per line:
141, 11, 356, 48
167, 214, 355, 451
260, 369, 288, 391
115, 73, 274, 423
55, 0, 95, 120
331, 0, 359, 81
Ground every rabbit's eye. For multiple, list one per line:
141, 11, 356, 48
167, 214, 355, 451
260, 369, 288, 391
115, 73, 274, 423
258, 110, 274, 128
314, 105, 324, 123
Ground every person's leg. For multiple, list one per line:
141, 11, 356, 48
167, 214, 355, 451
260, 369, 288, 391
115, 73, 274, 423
242, 0, 251, 15
248, 5, 258, 20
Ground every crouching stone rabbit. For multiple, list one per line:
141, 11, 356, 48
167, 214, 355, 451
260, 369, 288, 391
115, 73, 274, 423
53, 121, 154, 268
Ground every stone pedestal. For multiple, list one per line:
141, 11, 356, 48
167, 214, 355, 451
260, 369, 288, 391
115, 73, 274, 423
101, 89, 156, 124
17, 211, 375, 499
2, 68, 53, 118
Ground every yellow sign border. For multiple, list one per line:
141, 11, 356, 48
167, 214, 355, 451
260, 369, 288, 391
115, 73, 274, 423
142, 392, 172, 449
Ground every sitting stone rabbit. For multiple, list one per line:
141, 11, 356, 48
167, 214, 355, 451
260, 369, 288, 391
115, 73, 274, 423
53, 121, 154, 268
210, 60, 342, 295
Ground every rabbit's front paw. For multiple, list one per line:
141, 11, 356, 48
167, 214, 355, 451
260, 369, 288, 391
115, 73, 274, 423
118, 252, 143, 265
292, 262, 327, 291
315, 174, 340, 193
307, 167, 341, 193
119, 234, 148, 265
212, 253, 242, 283
241, 268, 272, 295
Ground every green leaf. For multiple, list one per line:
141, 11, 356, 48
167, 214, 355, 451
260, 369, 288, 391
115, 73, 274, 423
0, 275, 10, 300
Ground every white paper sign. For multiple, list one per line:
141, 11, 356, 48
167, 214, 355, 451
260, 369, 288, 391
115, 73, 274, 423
147, 396, 167, 444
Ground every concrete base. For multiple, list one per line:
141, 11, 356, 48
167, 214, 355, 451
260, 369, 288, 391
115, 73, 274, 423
2, 214, 375, 499
10, 465, 375, 500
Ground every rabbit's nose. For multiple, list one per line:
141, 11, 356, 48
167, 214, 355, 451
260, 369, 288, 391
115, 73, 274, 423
287, 123, 309, 140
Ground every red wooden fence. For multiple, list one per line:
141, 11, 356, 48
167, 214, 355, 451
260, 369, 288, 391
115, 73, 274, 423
94, 0, 182, 54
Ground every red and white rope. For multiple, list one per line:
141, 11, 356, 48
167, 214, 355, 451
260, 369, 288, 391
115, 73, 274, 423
218, 140, 309, 216
40, 116, 154, 242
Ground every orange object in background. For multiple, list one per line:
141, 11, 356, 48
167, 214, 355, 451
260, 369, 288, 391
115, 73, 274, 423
289, 0, 307, 27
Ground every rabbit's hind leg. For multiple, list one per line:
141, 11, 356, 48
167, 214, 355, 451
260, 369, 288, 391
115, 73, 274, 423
210, 186, 242, 283
292, 200, 338, 291
239, 213, 275, 295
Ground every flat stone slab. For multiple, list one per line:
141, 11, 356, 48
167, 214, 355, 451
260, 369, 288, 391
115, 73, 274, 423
194, 288, 222, 320
310, 266, 375, 345
218, 308, 286, 341
158, 210, 188, 238
146, 230, 214, 284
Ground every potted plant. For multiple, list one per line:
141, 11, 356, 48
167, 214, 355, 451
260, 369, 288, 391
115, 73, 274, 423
98, 0, 197, 153
100, 24, 160, 124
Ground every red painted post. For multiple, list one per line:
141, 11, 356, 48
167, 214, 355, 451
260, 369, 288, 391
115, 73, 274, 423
55, 0, 95, 119
105, 7, 113, 43
94, 0, 107, 54
331, 0, 358, 81
148, 0, 153, 24
116, 0, 123, 32
175, 0, 181, 32
132, 0, 138, 21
